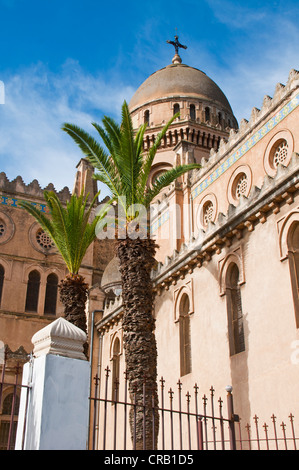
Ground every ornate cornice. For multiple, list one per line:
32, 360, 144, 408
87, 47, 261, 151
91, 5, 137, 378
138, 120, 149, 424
153, 153, 299, 292
190, 69, 299, 198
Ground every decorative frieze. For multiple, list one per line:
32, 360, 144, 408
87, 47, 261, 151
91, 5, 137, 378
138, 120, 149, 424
153, 153, 299, 292
191, 69, 299, 199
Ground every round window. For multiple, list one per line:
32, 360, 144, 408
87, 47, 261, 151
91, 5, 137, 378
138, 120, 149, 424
0, 220, 6, 237
272, 140, 288, 168
264, 130, 293, 177
0, 212, 15, 245
235, 173, 248, 199
196, 194, 217, 231
36, 229, 54, 250
203, 201, 214, 226
227, 165, 252, 205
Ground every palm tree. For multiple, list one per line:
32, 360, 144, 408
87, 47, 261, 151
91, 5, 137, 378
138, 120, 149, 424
19, 189, 104, 354
62, 100, 201, 449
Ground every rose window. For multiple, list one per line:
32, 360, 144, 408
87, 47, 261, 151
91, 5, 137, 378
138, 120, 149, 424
0, 221, 6, 237
235, 173, 248, 199
36, 229, 54, 249
273, 140, 288, 167
203, 202, 214, 226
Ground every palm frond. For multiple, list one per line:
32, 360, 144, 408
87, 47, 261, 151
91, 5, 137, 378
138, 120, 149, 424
119, 101, 138, 207
61, 123, 121, 199
135, 112, 180, 201
144, 163, 201, 207
62, 101, 201, 234
20, 189, 104, 275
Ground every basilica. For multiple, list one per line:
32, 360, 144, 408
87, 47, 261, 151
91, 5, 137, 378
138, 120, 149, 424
0, 43, 298, 449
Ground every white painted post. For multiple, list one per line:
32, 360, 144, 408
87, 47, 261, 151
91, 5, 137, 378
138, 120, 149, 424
15, 317, 90, 450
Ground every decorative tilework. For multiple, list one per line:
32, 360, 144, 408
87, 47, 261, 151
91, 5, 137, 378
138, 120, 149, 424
191, 92, 299, 200
0, 194, 50, 213
150, 210, 170, 234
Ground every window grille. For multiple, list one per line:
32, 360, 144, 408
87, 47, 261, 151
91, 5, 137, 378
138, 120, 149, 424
36, 229, 54, 250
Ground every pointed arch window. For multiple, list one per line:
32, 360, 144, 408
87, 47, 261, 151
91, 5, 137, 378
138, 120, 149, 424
226, 263, 245, 355
0, 265, 4, 306
25, 270, 40, 312
144, 110, 150, 125
287, 222, 299, 327
218, 112, 222, 126
111, 337, 120, 402
44, 273, 58, 315
173, 103, 180, 117
205, 107, 210, 122
2, 393, 20, 416
0, 393, 20, 450
190, 104, 196, 120
179, 293, 191, 376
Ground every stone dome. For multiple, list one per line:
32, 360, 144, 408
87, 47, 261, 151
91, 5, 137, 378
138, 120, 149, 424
101, 256, 122, 295
129, 63, 234, 115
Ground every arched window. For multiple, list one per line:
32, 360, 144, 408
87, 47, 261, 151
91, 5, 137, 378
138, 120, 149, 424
44, 273, 58, 315
2, 393, 20, 416
173, 103, 180, 117
190, 104, 196, 120
111, 337, 120, 401
226, 264, 245, 355
144, 110, 150, 125
0, 393, 20, 450
205, 107, 210, 122
218, 112, 222, 126
179, 294, 191, 376
25, 270, 40, 312
287, 222, 299, 327
0, 265, 4, 306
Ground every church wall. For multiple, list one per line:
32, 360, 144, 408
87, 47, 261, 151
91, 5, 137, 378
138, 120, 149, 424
154, 256, 232, 409
0, 173, 100, 367
93, 68, 299, 448
191, 100, 299, 239
153, 189, 299, 433
235, 199, 299, 424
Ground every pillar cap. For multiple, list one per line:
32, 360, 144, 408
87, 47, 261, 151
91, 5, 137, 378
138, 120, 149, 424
32, 317, 87, 360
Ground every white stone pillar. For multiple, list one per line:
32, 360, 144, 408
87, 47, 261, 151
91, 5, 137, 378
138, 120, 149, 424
15, 317, 90, 450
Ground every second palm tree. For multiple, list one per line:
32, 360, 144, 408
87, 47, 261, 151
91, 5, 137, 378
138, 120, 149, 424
62, 101, 201, 449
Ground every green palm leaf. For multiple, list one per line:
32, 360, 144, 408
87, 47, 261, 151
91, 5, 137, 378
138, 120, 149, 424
19, 189, 104, 275
62, 101, 201, 233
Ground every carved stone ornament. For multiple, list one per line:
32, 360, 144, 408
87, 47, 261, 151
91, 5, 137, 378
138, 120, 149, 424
32, 317, 87, 360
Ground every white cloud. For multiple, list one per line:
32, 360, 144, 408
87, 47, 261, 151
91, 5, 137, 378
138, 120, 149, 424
204, 0, 268, 29
0, 60, 135, 194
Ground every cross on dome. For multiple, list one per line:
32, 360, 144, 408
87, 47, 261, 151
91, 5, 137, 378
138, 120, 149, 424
166, 35, 187, 64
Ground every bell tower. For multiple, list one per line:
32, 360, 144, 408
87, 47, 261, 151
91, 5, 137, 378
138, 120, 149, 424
73, 158, 98, 199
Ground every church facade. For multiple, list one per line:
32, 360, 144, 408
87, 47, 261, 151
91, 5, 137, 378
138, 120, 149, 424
0, 46, 298, 449
93, 53, 299, 448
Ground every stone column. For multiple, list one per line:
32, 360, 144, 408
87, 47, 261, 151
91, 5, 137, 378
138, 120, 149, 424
15, 317, 90, 450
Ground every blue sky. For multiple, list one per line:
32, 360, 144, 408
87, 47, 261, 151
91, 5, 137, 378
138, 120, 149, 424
0, 0, 299, 194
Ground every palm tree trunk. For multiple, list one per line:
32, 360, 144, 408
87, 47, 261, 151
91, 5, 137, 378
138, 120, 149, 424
59, 274, 89, 356
117, 237, 159, 450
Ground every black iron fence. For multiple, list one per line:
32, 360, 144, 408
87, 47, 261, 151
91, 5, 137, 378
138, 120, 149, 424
0, 348, 30, 450
0, 358, 298, 450
89, 366, 298, 451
